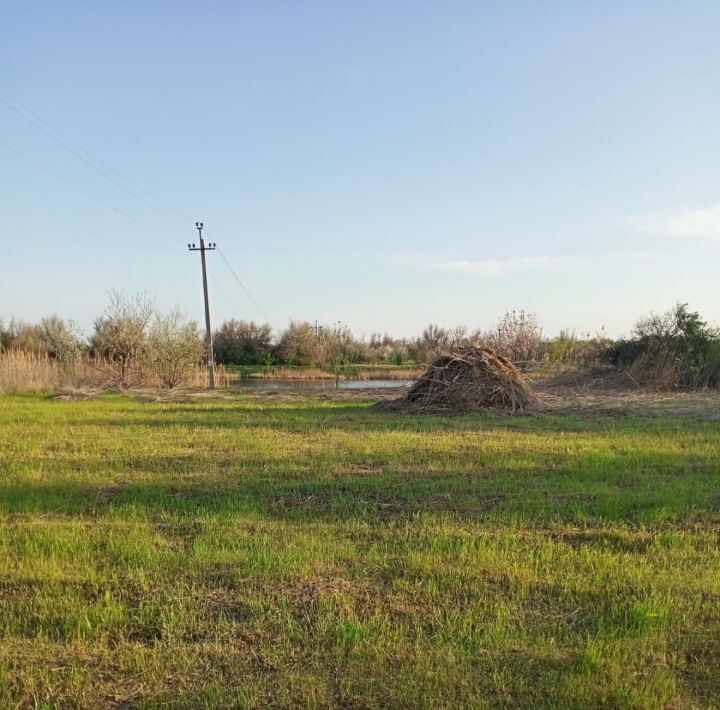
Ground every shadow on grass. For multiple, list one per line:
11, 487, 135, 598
4, 395, 719, 525
1, 446, 718, 525
74, 402, 714, 435
98, 403, 656, 433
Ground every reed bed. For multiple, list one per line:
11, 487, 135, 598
0, 350, 228, 393
344, 366, 420, 380
626, 347, 720, 391
246, 366, 339, 380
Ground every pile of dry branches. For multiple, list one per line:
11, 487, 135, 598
382, 347, 538, 414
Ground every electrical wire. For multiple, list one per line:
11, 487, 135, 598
0, 88, 197, 226
0, 139, 177, 239
2, 90, 268, 319
2, 140, 263, 318
208, 272, 247, 315
0, 91, 188, 229
215, 245, 266, 318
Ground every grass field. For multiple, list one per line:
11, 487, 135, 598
0, 391, 718, 708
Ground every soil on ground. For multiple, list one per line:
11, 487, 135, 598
57, 379, 720, 420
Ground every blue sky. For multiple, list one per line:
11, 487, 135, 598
2, 1, 719, 338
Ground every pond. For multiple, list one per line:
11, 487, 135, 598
229, 378, 414, 390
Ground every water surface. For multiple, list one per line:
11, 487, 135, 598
230, 378, 413, 391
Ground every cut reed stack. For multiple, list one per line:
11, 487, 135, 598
381, 347, 538, 414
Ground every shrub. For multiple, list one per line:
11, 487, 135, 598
39, 316, 84, 364
90, 291, 154, 385
89, 291, 206, 388
0, 316, 84, 362
486, 310, 543, 367
275, 321, 318, 366
387, 348, 407, 366
368, 333, 414, 365
414, 324, 450, 362
611, 304, 720, 389
1, 320, 46, 353
544, 329, 613, 369
143, 310, 204, 388
317, 324, 355, 371
214, 320, 274, 365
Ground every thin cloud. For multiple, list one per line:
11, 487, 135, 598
393, 254, 572, 276
620, 250, 666, 261
394, 250, 663, 276
624, 204, 720, 241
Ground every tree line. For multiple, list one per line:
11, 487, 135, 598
2, 292, 718, 389
213, 311, 549, 369
0, 298, 549, 372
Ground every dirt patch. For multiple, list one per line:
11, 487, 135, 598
333, 463, 386, 477
93, 485, 126, 506
52, 386, 115, 400
535, 381, 720, 420
54, 379, 720, 419
470, 495, 506, 514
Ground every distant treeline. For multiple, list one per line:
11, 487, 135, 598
0, 306, 579, 369
2, 294, 719, 390
212, 312, 555, 369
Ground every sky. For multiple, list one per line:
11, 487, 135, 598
2, 0, 719, 339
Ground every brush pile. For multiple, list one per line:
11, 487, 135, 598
382, 347, 538, 414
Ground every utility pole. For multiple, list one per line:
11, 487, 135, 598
188, 222, 216, 389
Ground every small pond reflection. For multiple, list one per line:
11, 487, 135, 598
230, 379, 413, 391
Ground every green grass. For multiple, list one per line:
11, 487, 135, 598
0, 392, 718, 708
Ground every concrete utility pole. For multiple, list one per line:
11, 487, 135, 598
188, 222, 216, 389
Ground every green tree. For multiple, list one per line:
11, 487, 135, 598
214, 320, 274, 365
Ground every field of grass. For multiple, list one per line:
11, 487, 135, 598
0, 391, 718, 707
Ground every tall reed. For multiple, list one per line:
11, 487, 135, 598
0, 350, 228, 393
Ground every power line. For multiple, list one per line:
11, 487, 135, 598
2, 140, 260, 316
209, 272, 247, 314
2, 91, 270, 323
0, 91, 188, 229
215, 245, 266, 317
2, 140, 230, 297
3, 142, 263, 327
0, 88, 194, 223
0, 139, 174, 237
0, 138, 216, 321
